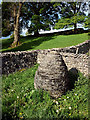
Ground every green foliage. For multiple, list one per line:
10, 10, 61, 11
2, 2, 15, 37
83, 17, 88, 28
2, 20, 12, 37
1, 33, 88, 52
2, 65, 88, 119
10, 34, 14, 38
54, 2, 88, 30
54, 15, 87, 29
27, 2, 58, 36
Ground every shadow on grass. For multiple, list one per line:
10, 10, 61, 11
2, 113, 18, 120
2, 115, 87, 120
2, 38, 13, 49
68, 68, 79, 91
2, 35, 55, 52
30, 117, 88, 120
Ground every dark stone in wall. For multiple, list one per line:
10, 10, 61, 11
2, 51, 38, 75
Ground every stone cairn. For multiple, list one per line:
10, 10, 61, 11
34, 50, 70, 98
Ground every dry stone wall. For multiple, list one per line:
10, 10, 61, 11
1, 50, 38, 74
60, 52, 88, 76
1, 40, 90, 76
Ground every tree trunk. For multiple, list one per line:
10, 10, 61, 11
34, 29, 39, 36
74, 23, 77, 33
73, 2, 77, 33
12, 3, 23, 47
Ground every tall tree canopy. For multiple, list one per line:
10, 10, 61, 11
54, 2, 88, 32
2, 2, 13, 37
26, 2, 58, 36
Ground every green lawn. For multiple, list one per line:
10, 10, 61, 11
2, 65, 88, 119
1, 33, 88, 52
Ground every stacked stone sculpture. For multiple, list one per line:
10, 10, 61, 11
34, 50, 70, 98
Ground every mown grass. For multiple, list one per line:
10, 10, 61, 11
1, 33, 88, 52
2, 65, 88, 120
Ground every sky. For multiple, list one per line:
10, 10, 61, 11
0, 0, 2, 4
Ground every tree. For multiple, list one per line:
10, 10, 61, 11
2, 1, 26, 47
2, 2, 13, 37
54, 2, 88, 32
26, 2, 58, 36
13, 2, 23, 47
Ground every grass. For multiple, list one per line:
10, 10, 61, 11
2, 64, 89, 120
1, 33, 88, 52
